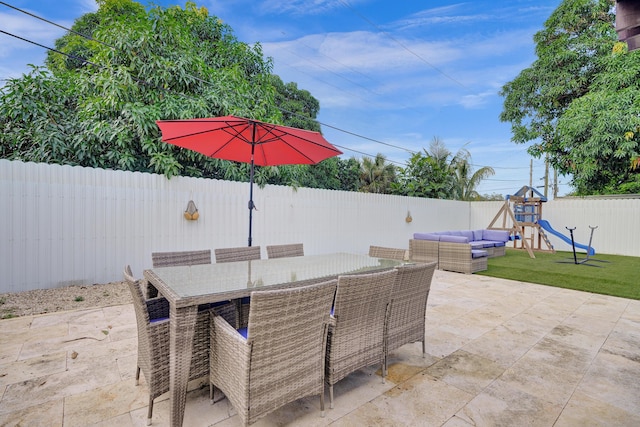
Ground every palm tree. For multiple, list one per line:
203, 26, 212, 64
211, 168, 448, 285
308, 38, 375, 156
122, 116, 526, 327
451, 149, 495, 200
360, 153, 396, 193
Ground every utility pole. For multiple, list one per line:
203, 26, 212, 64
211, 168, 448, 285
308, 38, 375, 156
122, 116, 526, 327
544, 156, 549, 199
529, 159, 533, 196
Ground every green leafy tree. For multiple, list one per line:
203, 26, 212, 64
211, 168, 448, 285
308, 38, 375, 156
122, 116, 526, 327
392, 138, 455, 199
269, 75, 320, 132
337, 157, 362, 191
1, 0, 278, 178
392, 138, 494, 200
499, 0, 625, 194
359, 153, 396, 194
554, 42, 640, 194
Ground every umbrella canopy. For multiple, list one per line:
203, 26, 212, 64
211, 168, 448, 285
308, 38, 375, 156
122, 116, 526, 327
156, 115, 342, 246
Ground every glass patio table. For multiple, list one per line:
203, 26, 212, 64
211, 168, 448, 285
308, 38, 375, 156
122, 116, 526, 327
143, 252, 405, 427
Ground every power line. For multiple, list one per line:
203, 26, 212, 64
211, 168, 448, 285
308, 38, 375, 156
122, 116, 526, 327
337, 0, 467, 89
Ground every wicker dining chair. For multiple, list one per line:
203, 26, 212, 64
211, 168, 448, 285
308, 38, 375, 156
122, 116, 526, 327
384, 261, 437, 375
214, 246, 262, 326
149, 249, 212, 298
214, 246, 261, 263
124, 265, 210, 426
151, 249, 212, 268
266, 243, 304, 259
150, 249, 237, 326
209, 279, 337, 426
325, 269, 397, 409
368, 245, 407, 261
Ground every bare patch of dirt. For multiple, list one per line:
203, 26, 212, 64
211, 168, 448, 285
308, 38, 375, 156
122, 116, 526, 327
0, 282, 132, 319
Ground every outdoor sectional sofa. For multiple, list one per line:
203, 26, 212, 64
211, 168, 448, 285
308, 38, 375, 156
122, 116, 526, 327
410, 229, 510, 274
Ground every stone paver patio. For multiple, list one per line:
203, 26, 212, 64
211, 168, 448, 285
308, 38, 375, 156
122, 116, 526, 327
1, 270, 639, 426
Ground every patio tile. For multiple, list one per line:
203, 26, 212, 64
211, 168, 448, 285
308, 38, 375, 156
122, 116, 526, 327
18, 328, 110, 360
572, 294, 630, 322
492, 356, 583, 406
62, 380, 148, 427
0, 399, 63, 426
456, 382, 563, 426
3, 323, 69, 349
323, 365, 396, 422
0, 316, 32, 334
424, 328, 472, 359
577, 350, 640, 415
0, 342, 22, 365
0, 351, 67, 388
524, 336, 597, 374
555, 390, 640, 427
546, 322, 609, 354
386, 341, 440, 373
622, 299, 640, 322
500, 311, 559, 338
461, 324, 542, 368
1, 352, 122, 412
366, 372, 474, 426
424, 350, 505, 395
438, 310, 506, 340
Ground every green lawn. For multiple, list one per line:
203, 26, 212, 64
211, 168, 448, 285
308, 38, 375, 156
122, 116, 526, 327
477, 249, 640, 300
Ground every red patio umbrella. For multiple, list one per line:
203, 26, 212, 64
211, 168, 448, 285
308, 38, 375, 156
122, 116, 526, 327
156, 115, 342, 247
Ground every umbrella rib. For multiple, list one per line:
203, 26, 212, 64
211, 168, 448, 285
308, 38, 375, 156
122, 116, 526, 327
253, 123, 340, 164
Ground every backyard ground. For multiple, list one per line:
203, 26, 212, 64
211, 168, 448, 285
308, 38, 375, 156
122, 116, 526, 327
0, 281, 131, 319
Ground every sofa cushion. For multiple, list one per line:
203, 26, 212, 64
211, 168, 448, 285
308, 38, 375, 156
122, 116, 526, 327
471, 249, 488, 258
475, 240, 497, 248
472, 229, 484, 241
439, 235, 469, 244
482, 229, 510, 242
413, 232, 440, 241
460, 230, 474, 241
470, 241, 485, 249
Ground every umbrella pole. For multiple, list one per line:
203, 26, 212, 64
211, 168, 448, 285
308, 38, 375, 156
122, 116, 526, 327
248, 162, 254, 247
248, 136, 256, 247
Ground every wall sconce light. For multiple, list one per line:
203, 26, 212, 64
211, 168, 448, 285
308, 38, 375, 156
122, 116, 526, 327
184, 200, 199, 220
405, 210, 413, 223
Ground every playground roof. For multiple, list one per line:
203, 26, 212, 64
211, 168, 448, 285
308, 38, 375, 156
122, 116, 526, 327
510, 185, 547, 202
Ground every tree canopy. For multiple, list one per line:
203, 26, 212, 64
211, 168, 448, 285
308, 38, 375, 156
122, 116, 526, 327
391, 138, 494, 200
0, 0, 362, 189
500, 0, 640, 195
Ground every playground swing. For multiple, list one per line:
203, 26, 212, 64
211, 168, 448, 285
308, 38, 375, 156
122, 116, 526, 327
556, 226, 609, 267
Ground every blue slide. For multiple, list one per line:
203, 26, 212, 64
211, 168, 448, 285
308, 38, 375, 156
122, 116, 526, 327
537, 220, 596, 255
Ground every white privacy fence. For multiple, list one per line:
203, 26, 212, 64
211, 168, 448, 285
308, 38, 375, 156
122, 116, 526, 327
1, 159, 638, 293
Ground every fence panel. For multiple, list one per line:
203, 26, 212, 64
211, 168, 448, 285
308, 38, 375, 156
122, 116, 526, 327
1, 159, 638, 292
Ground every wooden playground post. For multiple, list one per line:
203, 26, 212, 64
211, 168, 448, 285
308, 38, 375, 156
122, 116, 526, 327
487, 199, 535, 258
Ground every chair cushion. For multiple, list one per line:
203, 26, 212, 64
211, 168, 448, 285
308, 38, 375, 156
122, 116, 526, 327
439, 235, 469, 243
482, 229, 510, 242
413, 232, 440, 241
211, 300, 230, 307
471, 249, 489, 258
150, 317, 169, 323
238, 327, 248, 339
474, 240, 497, 248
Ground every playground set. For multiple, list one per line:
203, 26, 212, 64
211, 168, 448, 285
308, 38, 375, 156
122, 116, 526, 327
486, 186, 601, 264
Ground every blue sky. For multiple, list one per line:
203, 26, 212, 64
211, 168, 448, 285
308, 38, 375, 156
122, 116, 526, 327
1, 0, 569, 197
